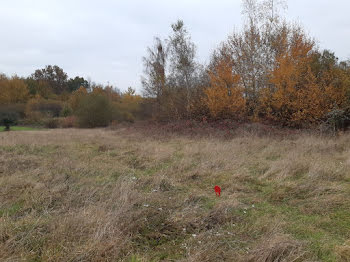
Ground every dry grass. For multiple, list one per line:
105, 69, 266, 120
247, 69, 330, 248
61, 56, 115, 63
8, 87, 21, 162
0, 126, 349, 261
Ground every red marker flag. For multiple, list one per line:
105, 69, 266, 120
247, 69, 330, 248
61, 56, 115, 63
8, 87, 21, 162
214, 186, 221, 197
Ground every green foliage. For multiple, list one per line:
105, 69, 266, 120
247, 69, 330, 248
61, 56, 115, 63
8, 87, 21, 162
60, 104, 73, 117
32, 65, 68, 94
76, 94, 114, 128
67, 76, 89, 92
0, 110, 19, 131
323, 107, 350, 133
0, 126, 42, 132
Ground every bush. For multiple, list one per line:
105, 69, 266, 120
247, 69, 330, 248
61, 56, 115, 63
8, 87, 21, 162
60, 116, 77, 128
322, 107, 350, 133
26, 98, 63, 117
44, 118, 59, 129
0, 110, 19, 131
122, 112, 135, 123
0, 104, 26, 119
76, 94, 114, 128
23, 111, 45, 126
60, 105, 73, 117
109, 120, 119, 129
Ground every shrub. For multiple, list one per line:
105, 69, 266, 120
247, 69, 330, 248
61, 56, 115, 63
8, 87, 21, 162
322, 107, 350, 133
37, 101, 62, 117
0, 110, 19, 131
60, 116, 77, 128
0, 77, 29, 104
122, 112, 135, 123
109, 120, 119, 129
76, 94, 114, 128
24, 111, 45, 126
26, 98, 63, 117
0, 104, 26, 119
60, 105, 73, 117
44, 118, 59, 129
69, 86, 88, 112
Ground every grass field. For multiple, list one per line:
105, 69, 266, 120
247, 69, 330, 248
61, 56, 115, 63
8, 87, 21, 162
0, 126, 43, 132
0, 126, 349, 261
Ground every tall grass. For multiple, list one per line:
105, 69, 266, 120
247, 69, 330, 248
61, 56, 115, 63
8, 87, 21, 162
0, 126, 349, 261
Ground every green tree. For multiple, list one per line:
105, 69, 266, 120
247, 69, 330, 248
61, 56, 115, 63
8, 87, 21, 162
32, 65, 68, 94
67, 76, 89, 92
0, 110, 18, 131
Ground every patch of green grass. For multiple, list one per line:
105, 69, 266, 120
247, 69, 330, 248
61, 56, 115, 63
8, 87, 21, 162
128, 255, 143, 262
0, 201, 24, 217
0, 126, 44, 132
199, 196, 217, 210
265, 154, 281, 161
249, 201, 347, 261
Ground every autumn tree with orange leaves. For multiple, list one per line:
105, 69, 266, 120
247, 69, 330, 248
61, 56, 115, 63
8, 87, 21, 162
259, 29, 348, 127
204, 55, 245, 119
0, 76, 29, 105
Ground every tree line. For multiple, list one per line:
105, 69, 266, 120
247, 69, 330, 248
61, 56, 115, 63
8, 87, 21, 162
142, 0, 350, 129
1, 0, 350, 130
0, 65, 143, 129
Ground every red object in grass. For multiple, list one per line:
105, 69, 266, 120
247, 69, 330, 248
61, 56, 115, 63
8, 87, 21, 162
214, 186, 221, 197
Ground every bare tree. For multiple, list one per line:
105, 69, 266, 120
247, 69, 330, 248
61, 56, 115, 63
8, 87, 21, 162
219, 0, 288, 114
168, 20, 198, 117
141, 37, 167, 103
141, 20, 203, 120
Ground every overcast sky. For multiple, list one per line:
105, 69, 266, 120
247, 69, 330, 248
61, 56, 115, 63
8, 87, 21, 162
1, 0, 350, 92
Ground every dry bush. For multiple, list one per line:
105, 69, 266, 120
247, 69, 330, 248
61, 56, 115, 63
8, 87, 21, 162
23, 110, 45, 125
43, 118, 59, 128
60, 116, 77, 128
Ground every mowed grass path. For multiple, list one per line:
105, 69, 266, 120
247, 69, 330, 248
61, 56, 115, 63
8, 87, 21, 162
0, 128, 349, 261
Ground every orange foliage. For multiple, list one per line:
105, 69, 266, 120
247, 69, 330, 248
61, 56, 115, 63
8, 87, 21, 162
104, 86, 121, 102
261, 32, 347, 126
115, 87, 142, 122
0, 77, 29, 104
204, 59, 245, 119
69, 86, 88, 111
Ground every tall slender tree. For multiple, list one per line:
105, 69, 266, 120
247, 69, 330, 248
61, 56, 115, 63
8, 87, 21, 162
168, 20, 198, 117
141, 37, 167, 103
